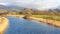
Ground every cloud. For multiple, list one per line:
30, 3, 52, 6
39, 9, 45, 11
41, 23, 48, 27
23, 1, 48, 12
0, 0, 60, 9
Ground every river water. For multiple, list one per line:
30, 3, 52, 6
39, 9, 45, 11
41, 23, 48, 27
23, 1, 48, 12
4, 17, 60, 34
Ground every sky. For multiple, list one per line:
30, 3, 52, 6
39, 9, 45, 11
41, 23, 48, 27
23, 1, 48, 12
0, 0, 60, 9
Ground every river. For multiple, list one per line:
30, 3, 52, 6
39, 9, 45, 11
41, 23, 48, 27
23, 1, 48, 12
4, 17, 60, 34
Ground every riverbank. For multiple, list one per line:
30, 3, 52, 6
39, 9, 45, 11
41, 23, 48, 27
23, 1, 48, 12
32, 15, 60, 21
6, 15, 60, 28
0, 17, 8, 34
30, 17, 60, 28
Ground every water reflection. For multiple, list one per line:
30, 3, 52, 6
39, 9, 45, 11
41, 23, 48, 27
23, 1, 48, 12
4, 17, 60, 34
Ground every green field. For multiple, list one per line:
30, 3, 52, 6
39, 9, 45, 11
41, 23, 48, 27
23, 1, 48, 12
32, 15, 60, 21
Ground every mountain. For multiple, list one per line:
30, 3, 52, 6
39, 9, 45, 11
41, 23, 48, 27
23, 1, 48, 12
0, 4, 25, 12
0, 4, 38, 12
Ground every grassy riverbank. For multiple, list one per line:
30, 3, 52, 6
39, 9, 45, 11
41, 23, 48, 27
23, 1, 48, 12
30, 17, 60, 28
31, 15, 60, 28
4, 15, 60, 28
32, 15, 60, 21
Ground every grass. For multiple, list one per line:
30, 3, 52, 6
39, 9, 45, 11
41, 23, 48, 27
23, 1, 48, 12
32, 15, 60, 21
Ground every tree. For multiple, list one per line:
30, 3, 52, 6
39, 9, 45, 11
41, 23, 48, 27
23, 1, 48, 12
22, 9, 33, 19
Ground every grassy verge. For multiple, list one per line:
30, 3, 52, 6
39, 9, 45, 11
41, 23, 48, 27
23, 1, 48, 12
32, 15, 60, 21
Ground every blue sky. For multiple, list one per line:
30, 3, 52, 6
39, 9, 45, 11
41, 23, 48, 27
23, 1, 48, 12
0, 0, 60, 9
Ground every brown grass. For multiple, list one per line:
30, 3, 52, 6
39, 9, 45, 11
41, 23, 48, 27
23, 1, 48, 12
0, 17, 8, 34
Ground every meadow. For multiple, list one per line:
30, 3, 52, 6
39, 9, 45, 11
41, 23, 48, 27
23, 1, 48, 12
32, 15, 60, 21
